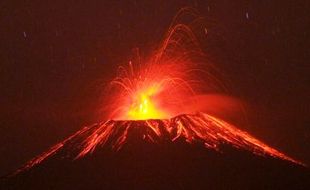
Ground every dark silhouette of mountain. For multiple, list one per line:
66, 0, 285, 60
1, 113, 309, 189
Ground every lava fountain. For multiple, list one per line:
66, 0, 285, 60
12, 8, 304, 176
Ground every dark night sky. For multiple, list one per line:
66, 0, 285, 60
0, 0, 309, 176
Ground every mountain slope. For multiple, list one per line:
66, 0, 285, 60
1, 113, 308, 189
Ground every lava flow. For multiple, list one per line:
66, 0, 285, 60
12, 8, 304, 176
15, 112, 303, 175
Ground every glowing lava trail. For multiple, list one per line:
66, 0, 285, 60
12, 8, 304, 175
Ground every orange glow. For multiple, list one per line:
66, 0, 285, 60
127, 85, 167, 120
109, 59, 200, 120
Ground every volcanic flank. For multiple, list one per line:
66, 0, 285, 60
13, 112, 302, 174
2, 113, 309, 190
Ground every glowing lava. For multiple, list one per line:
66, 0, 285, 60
106, 8, 220, 120
108, 59, 198, 121
127, 86, 166, 120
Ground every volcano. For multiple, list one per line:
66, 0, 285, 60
1, 9, 309, 189
2, 113, 309, 190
